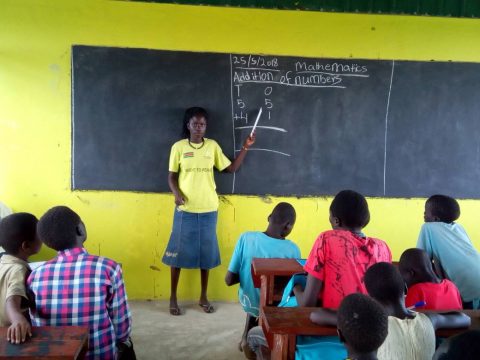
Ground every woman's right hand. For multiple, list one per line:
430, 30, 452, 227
174, 194, 185, 206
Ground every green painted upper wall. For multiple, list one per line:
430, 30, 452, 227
128, 0, 480, 18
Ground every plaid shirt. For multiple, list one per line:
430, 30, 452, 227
27, 247, 132, 360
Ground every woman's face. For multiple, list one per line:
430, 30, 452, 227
187, 116, 207, 138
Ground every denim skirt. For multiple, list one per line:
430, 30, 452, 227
162, 208, 220, 269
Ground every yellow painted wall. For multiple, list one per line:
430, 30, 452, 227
1, 0, 480, 300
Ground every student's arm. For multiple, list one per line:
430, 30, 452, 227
225, 234, 244, 286
5, 295, 31, 344
293, 275, 323, 307
168, 172, 185, 206
309, 308, 338, 326
294, 233, 326, 307
224, 135, 255, 173
417, 224, 433, 256
108, 265, 132, 343
425, 312, 471, 330
225, 271, 240, 286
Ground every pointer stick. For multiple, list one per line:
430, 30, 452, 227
250, 108, 263, 137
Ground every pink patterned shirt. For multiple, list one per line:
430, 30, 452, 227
304, 229, 392, 309
27, 247, 131, 359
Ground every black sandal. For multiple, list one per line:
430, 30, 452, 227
169, 306, 182, 316
198, 303, 215, 313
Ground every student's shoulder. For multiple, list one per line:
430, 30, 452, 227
0, 255, 30, 274
0, 262, 29, 280
421, 221, 453, 232
83, 253, 121, 270
408, 281, 430, 293
316, 229, 354, 242
238, 231, 264, 243
366, 235, 389, 248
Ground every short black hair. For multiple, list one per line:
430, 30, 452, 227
438, 330, 480, 360
365, 262, 404, 304
338, 293, 388, 353
182, 107, 209, 138
330, 190, 370, 228
399, 248, 431, 273
37, 206, 81, 251
270, 202, 296, 225
0, 213, 38, 255
426, 195, 460, 223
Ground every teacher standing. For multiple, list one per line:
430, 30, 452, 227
162, 107, 255, 315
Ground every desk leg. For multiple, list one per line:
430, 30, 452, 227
260, 275, 274, 307
288, 335, 296, 360
259, 275, 273, 326
271, 334, 289, 360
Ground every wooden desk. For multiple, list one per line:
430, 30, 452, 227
252, 258, 399, 309
0, 326, 89, 359
261, 307, 480, 360
251, 258, 304, 309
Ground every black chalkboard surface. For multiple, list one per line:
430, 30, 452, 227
72, 45, 480, 198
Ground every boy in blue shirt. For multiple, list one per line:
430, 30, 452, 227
225, 202, 300, 357
417, 194, 480, 308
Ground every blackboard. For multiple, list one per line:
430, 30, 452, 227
72, 45, 480, 198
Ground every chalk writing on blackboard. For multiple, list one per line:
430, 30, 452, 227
229, 54, 373, 191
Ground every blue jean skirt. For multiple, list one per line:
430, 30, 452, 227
162, 208, 220, 269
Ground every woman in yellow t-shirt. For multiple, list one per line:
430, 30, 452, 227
162, 107, 255, 316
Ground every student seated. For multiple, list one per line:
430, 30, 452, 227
311, 262, 470, 360
247, 190, 391, 359
294, 189, 391, 308
28, 206, 132, 360
0, 213, 42, 344
225, 202, 300, 357
399, 248, 462, 310
366, 262, 470, 359
417, 194, 480, 308
433, 330, 480, 360
312, 293, 388, 360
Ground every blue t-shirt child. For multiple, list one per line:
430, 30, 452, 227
417, 222, 480, 304
227, 231, 301, 316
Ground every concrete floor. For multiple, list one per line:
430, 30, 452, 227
130, 300, 247, 360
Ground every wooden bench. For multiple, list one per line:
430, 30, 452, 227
0, 326, 89, 359
261, 307, 480, 360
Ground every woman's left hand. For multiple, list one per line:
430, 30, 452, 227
243, 133, 256, 149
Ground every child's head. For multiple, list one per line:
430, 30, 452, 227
434, 330, 480, 360
365, 262, 404, 305
399, 248, 435, 287
0, 213, 42, 258
425, 195, 460, 223
337, 293, 388, 356
37, 206, 86, 251
268, 202, 296, 238
329, 190, 370, 231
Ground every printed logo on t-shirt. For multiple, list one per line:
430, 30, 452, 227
183, 152, 194, 158
204, 152, 212, 159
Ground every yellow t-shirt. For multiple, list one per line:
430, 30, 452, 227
169, 138, 231, 213
0, 255, 30, 326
